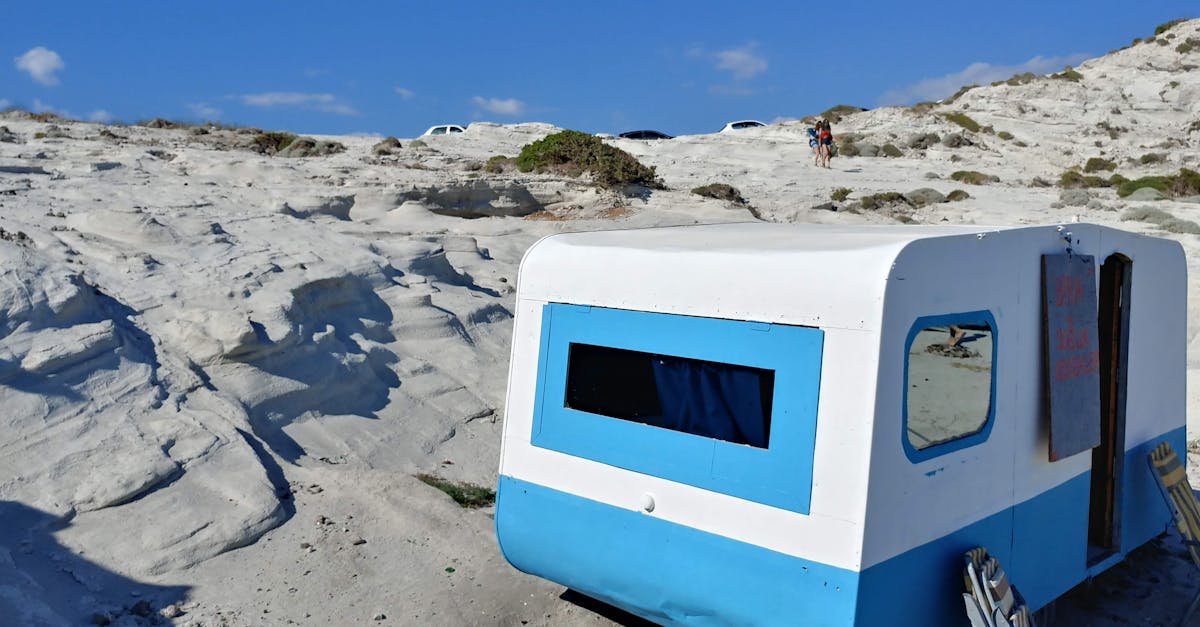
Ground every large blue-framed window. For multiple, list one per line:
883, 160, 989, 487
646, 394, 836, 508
531, 303, 824, 514
902, 311, 998, 463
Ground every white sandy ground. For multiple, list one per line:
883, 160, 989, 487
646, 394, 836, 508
1, 20, 1200, 626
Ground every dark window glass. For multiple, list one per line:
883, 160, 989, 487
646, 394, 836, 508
564, 343, 774, 448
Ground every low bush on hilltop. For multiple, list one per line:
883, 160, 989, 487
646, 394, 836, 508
484, 155, 514, 173
941, 85, 977, 106
1051, 66, 1083, 81
517, 130, 663, 190
1155, 18, 1187, 37
1060, 170, 1125, 189
1117, 168, 1200, 198
831, 188, 852, 202
859, 192, 910, 210
950, 170, 999, 185
250, 131, 298, 155
692, 183, 749, 206
942, 113, 982, 133
1084, 157, 1117, 173
818, 104, 867, 124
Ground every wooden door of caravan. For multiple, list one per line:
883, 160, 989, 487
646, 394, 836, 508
1088, 253, 1131, 562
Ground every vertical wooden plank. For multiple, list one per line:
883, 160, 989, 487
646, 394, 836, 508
1042, 253, 1101, 461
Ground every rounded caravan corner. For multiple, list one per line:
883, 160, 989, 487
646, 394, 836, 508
513, 232, 566, 300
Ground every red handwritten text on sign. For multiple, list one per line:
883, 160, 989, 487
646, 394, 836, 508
1053, 313, 1099, 380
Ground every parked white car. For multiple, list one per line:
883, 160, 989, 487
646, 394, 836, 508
423, 124, 466, 136
719, 120, 765, 133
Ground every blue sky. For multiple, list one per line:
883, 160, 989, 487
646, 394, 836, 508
2, 1, 1195, 137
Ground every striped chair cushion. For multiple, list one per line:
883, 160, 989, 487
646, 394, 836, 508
1149, 442, 1200, 566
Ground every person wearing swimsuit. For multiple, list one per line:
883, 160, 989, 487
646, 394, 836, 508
818, 121, 834, 168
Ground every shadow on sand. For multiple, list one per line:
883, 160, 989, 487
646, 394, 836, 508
0, 500, 190, 625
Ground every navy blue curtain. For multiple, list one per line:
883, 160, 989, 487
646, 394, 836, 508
651, 357, 771, 448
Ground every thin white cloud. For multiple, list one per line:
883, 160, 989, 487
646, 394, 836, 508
88, 110, 113, 123
15, 47, 65, 86
188, 102, 222, 119
878, 53, 1090, 106
714, 44, 767, 80
472, 96, 525, 116
709, 84, 755, 97
32, 98, 71, 117
240, 91, 358, 116
394, 87, 414, 100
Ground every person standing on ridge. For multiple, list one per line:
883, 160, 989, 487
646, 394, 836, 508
818, 120, 834, 168
807, 123, 820, 166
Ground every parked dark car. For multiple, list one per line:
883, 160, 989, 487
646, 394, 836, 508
618, 130, 673, 140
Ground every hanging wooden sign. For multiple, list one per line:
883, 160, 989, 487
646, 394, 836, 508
1042, 253, 1101, 462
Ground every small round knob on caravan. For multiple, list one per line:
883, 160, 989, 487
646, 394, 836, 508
641, 493, 656, 513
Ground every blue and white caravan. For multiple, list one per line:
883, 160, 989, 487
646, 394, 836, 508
495, 223, 1186, 626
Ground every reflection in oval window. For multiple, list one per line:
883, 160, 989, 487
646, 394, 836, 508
906, 322, 994, 451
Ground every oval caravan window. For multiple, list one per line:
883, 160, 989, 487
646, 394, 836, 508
903, 313, 997, 461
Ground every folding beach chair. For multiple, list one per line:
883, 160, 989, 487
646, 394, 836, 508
962, 547, 1035, 627
1148, 441, 1200, 627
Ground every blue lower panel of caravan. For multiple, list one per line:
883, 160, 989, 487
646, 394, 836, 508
496, 475, 859, 626
856, 427, 1183, 624
498, 428, 1182, 626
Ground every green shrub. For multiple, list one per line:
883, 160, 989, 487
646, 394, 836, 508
997, 72, 1037, 87
1063, 170, 1125, 188
1178, 42, 1195, 54
947, 189, 970, 202
1117, 176, 1172, 197
818, 104, 867, 124
859, 192, 909, 211
484, 155, 512, 173
372, 136, 402, 155
1139, 153, 1165, 165
1084, 157, 1117, 173
942, 113, 981, 133
250, 131, 298, 155
692, 183, 748, 205
942, 85, 977, 105
1116, 168, 1200, 198
996, 131, 1014, 140
415, 474, 495, 508
517, 130, 662, 189
1052, 67, 1083, 81
950, 170, 998, 185
831, 187, 852, 202
1014, 140, 1028, 147
1155, 18, 1187, 36
881, 143, 903, 158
